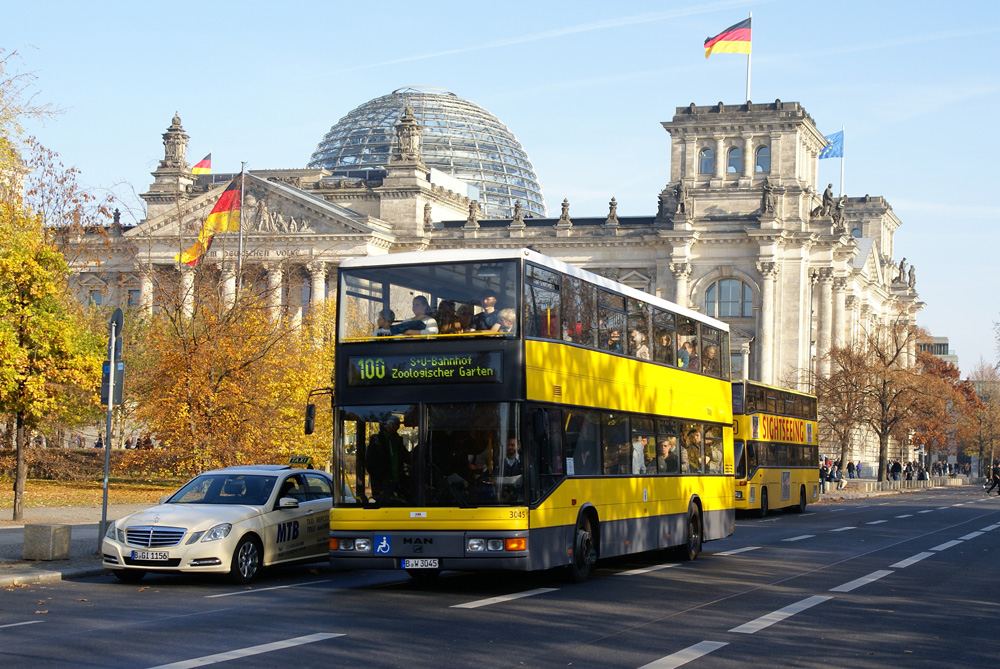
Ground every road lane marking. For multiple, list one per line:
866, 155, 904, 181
952, 503, 966, 507
729, 596, 832, 634
717, 547, 761, 556
617, 563, 680, 576
640, 641, 728, 669
0, 620, 43, 630
830, 527, 856, 532
917, 510, 934, 514
937, 506, 949, 510
866, 520, 888, 525
891, 552, 934, 568
980, 524, 1000, 531
830, 509, 846, 512
146, 633, 344, 669
959, 531, 983, 540
800, 512, 816, 517
451, 587, 558, 608
895, 514, 913, 518
829, 570, 893, 593
205, 580, 331, 598
930, 540, 963, 551
782, 535, 814, 542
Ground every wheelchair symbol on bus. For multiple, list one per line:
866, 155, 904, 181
375, 535, 391, 554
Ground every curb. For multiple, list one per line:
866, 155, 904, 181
0, 565, 107, 588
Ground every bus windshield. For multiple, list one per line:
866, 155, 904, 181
337, 402, 522, 507
339, 260, 519, 341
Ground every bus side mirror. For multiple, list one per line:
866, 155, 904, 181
304, 403, 316, 435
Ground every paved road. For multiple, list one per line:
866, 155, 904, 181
1, 487, 997, 668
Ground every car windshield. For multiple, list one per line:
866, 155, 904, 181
168, 474, 277, 505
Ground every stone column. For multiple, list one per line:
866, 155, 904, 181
740, 342, 751, 381
742, 135, 754, 178
179, 265, 195, 319
138, 267, 154, 315
845, 295, 859, 344
288, 266, 303, 329
220, 263, 237, 310
832, 277, 848, 348
308, 261, 328, 310
265, 263, 284, 321
757, 261, 779, 384
816, 268, 833, 378
713, 135, 726, 179
669, 262, 692, 308
685, 139, 697, 180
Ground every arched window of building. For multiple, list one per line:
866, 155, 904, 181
727, 147, 742, 173
851, 228, 862, 238
704, 278, 753, 318
754, 146, 771, 173
698, 148, 714, 175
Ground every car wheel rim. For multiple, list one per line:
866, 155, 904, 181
239, 542, 259, 578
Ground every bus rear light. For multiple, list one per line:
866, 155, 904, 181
505, 538, 527, 551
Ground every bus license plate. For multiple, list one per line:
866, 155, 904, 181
402, 558, 438, 569
131, 550, 169, 561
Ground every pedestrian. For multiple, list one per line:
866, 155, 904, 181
94, 435, 104, 449
820, 461, 829, 494
987, 461, 1000, 496
847, 460, 855, 479
856, 461, 863, 478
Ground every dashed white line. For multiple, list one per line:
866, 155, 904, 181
937, 506, 949, 510
146, 633, 344, 669
782, 535, 815, 542
917, 510, 934, 514
618, 563, 680, 576
716, 547, 761, 556
895, 514, 913, 518
205, 580, 331, 598
640, 641, 729, 669
0, 620, 43, 630
729, 595, 832, 634
800, 512, 817, 517
866, 520, 888, 525
959, 531, 984, 540
980, 524, 1000, 532
451, 587, 558, 608
952, 503, 966, 507
829, 570, 894, 593
930, 540, 962, 551
830, 527, 856, 532
891, 552, 934, 568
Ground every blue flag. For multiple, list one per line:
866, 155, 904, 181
820, 130, 844, 159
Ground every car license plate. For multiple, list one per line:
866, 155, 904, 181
402, 558, 438, 569
131, 550, 169, 561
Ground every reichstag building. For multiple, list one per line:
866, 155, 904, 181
69, 88, 923, 393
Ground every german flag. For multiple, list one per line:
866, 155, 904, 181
191, 152, 212, 175
175, 175, 242, 266
704, 18, 751, 58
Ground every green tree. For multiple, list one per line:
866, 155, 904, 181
0, 199, 103, 519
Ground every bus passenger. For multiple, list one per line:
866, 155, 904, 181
457, 304, 475, 332
631, 330, 650, 359
685, 342, 701, 371
606, 329, 623, 353
402, 295, 438, 335
656, 437, 679, 473
373, 309, 395, 336
677, 335, 690, 368
656, 332, 674, 364
684, 427, 702, 472
472, 290, 502, 332
437, 300, 463, 334
498, 308, 516, 333
702, 344, 719, 375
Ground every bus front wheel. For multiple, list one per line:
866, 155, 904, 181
758, 488, 769, 519
567, 515, 596, 582
680, 505, 702, 561
794, 486, 807, 513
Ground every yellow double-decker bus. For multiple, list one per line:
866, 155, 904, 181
732, 381, 819, 517
310, 248, 734, 581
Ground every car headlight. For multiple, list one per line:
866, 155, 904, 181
201, 523, 232, 542
104, 522, 116, 539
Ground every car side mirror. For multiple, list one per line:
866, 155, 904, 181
279, 497, 299, 509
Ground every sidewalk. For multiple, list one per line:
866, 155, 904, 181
0, 504, 148, 587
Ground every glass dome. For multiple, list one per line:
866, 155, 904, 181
308, 87, 546, 219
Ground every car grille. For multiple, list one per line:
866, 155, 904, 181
125, 526, 186, 548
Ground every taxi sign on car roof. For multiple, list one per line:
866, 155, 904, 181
289, 455, 313, 468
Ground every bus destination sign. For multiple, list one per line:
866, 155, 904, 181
348, 352, 503, 387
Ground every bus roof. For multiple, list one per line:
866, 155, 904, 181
338, 248, 729, 332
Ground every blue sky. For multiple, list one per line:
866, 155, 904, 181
4, 0, 998, 374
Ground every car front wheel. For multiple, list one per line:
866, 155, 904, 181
229, 536, 262, 584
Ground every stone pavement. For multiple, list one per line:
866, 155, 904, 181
0, 480, 980, 588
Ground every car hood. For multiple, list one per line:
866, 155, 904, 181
116, 503, 263, 530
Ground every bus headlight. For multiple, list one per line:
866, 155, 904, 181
487, 539, 504, 551
467, 538, 485, 552
354, 538, 372, 552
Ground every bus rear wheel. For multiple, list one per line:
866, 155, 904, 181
794, 486, 807, 513
567, 515, 596, 583
758, 488, 769, 519
680, 505, 702, 561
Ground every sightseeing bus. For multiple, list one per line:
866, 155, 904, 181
308, 248, 734, 581
732, 380, 820, 517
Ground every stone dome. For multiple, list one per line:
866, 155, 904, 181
308, 87, 546, 219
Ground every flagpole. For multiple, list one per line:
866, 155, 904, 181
237, 162, 246, 293
745, 11, 752, 103
839, 126, 845, 196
